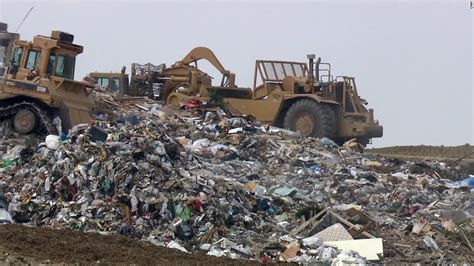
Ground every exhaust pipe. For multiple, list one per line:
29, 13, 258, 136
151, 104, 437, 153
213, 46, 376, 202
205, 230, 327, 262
307, 54, 322, 82
307, 54, 315, 80
315, 57, 321, 82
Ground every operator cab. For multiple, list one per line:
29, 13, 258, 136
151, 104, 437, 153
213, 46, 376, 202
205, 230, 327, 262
89, 74, 122, 93
8, 31, 82, 82
253, 59, 314, 98
253, 60, 308, 89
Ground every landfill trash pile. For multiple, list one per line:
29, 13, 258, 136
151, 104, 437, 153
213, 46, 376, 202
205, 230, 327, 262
0, 94, 473, 264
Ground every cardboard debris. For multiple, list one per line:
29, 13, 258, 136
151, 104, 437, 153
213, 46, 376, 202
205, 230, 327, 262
342, 138, 364, 153
281, 244, 300, 261
412, 219, 431, 234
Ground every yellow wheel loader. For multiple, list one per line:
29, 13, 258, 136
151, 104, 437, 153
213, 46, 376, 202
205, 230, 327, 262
0, 22, 94, 134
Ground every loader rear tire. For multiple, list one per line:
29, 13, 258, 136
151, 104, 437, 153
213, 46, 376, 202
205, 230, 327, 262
13, 109, 37, 134
283, 99, 337, 138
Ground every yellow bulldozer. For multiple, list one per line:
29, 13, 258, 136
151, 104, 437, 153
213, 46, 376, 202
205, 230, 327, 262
0, 22, 94, 134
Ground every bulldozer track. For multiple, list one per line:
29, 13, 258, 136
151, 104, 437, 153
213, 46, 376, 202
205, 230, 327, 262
0, 101, 55, 134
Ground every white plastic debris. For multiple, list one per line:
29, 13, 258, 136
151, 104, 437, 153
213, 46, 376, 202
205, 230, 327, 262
207, 247, 225, 257
302, 236, 323, 248
320, 246, 338, 261
0, 208, 13, 224
2, 145, 24, 161
332, 250, 367, 265
228, 127, 243, 134
53, 116, 62, 135
200, 243, 211, 251
188, 138, 210, 151
45, 135, 60, 150
153, 142, 166, 156
44, 176, 51, 192
423, 235, 441, 252
167, 240, 188, 253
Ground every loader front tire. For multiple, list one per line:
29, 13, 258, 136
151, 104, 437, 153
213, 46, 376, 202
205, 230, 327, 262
283, 99, 337, 138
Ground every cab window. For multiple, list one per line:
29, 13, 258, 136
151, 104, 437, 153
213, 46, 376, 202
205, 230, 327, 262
96, 77, 110, 88
0, 45, 5, 65
111, 78, 120, 92
25, 50, 41, 69
10, 47, 23, 74
13, 48, 23, 66
55, 55, 75, 79
47, 55, 56, 76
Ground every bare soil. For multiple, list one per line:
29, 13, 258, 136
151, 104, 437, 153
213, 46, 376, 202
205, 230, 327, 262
0, 224, 263, 265
368, 145, 474, 163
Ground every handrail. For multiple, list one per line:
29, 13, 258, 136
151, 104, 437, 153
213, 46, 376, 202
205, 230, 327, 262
317, 62, 332, 82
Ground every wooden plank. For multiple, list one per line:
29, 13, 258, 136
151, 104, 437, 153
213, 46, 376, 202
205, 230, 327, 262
330, 211, 375, 239
289, 208, 327, 236
134, 104, 149, 111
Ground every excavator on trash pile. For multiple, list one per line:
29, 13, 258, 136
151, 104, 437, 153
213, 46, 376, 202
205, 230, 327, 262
164, 47, 383, 145
0, 22, 94, 134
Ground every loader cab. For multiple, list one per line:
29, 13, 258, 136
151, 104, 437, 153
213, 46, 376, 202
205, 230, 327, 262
253, 60, 308, 90
89, 72, 125, 93
97, 76, 122, 92
252, 60, 310, 99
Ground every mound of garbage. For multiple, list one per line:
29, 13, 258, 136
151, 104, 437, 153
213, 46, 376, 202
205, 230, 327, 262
0, 97, 473, 264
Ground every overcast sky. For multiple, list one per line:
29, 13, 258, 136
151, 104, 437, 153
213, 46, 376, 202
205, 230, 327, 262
0, 0, 472, 147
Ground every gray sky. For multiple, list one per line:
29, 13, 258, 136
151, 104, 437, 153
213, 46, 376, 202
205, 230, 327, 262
0, 0, 472, 147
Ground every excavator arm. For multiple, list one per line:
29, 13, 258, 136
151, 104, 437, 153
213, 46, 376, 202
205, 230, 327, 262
179, 47, 236, 87
181, 47, 227, 74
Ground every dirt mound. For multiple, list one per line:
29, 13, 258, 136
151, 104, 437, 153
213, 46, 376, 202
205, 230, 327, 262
368, 145, 474, 162
0, 224, 260, 265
